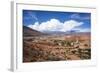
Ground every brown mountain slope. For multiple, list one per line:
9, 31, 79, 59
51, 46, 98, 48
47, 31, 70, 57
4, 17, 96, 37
23, 26, 45, 37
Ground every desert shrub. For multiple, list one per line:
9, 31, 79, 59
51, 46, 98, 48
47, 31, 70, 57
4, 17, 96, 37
29, 48, 44, 57
66, 42, 71, 46
71, 50, 77, 54
67, 57, 71, 60
30, 59, 37, 62
84, 44, 88, 47
77, 49, 91, 59
47, 55, 62, 61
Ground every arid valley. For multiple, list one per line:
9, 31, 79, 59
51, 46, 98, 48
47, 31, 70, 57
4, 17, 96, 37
23, 26, 91, 62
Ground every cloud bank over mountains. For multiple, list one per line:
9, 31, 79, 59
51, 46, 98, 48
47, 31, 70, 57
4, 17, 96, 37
28, 19, 90, 32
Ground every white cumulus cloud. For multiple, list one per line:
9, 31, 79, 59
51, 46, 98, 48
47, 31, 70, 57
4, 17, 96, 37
61, 20, 83, 32
28, 18, 84, 32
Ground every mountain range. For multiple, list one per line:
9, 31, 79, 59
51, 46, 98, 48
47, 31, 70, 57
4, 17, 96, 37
23, 26, 90, 36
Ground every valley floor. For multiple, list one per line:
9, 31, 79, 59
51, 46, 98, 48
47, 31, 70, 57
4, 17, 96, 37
23, 34, 91, 62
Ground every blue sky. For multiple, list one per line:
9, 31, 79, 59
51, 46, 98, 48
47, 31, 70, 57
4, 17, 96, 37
23, 10, 91, 32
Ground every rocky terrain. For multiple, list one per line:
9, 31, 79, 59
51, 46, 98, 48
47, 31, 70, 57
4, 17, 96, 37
23, 26, 91, 62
